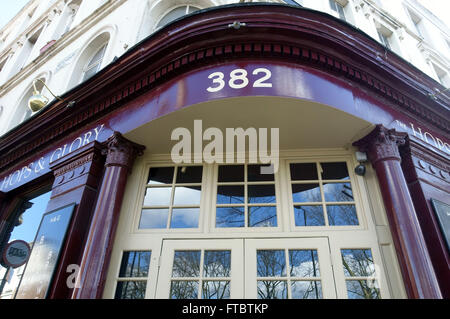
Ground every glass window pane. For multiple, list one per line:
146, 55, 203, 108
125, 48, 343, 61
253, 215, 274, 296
294, 205, 325, 226
289, 250, 320, 277
173, 186, 201, 205
187, 6, 200, 14
147, 167, 174, 184
203, 251, 231, 277
346, 280, 381, 299
218, 165, 244, 182
291, 281, 323, 299
202, 281, 230, 299
170, 280, 199, 299
217, 185, 244, 204
248, 206, 277, 227
170, 208, 199, 228
341, 249, 376, 277
157, 6, 189, 28
139, 208, 168, 229
119, 251, 151, 277
172, 251, 201, 277
292, 184, 321, 202
115, 281, 146, 299
216, 207, 245, 228
257, 280, 287, 299
257, 250, 286, 277
248, 185, 276, 204
323, 183, 353, 202
290, 163, 318, 180
320, 162, 349, 180
248, 164, 275, 181
176, 166, 203, 183
327, 205, 358, 226
143, 187, 171, 206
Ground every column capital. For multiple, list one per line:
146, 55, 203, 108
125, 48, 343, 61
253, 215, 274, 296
102, 132, 145, 169
353, 125, 407, 164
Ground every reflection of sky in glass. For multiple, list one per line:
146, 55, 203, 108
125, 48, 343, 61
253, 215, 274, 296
327, 205, 358, 226
294, 205, 325, 226
291, 281, 322, 299
217, 186, 244, 204
10, 191, 51, 243
292, 184, 321, 202
248, 206, 277, 227
341, 249, 375, 277
172, 251, 200, 277
257, 250, 286, 277
173, 187, 201, 206
257, 280, 287, 299
170, 208, 199, 228
323, 183, 353, 202
216, 207, 244, 227
203, 251, 231, 277
119, 251, 151, 278
289, 250, 320, 277
143, 187, 171, 206
202, 281, 230, 299
139, 209, 168, 228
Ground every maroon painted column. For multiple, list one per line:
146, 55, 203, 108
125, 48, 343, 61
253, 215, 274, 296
72, 132, 144, 299
354, 125, 442, 299
46, 141, 104, 298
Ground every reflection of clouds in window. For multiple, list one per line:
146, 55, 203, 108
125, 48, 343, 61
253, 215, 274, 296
341, 249, 380, 299
139, 208, 168, 228
170, 208, 199, 228
173, 186, 201, 205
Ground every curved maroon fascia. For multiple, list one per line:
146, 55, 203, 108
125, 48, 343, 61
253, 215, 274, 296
0, 3, 448, 175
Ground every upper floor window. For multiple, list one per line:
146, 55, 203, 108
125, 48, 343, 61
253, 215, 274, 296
376, 28, 392, 50
156, 5, 200, 29
62, 0, 82, 36
406, 8, 425, 39
329, 0, 346, 21
431, 63, 450, 87
82, 43, 107, 82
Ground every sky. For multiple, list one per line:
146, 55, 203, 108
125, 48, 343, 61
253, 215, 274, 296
0, 1, 448, 30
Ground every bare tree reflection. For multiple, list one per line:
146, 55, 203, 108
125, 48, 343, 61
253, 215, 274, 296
341, 249, 380, 299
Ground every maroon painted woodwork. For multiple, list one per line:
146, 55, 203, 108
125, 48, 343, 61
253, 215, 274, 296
400, 140, 450, 298
0, 5, 448, 177
43, 141, 104, 298
72, 132, 144, 299
354, 125, 442, 299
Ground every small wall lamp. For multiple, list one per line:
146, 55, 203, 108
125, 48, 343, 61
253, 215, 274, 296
28, 79, 62, 112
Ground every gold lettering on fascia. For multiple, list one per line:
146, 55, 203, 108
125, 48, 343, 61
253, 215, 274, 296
395, 120, 450, 154
0, 124, 104, 191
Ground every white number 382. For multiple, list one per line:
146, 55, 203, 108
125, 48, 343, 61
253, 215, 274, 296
206, 68, 272, 92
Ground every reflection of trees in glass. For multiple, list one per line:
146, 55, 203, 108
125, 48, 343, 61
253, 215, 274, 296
258, 280, 287, 299
170, 280, 198, 299
172, 251, 200, 277
294, 206, 325, 226
202, 281, 230, 299
327, 205, 358, 226
341, 249, 380, 299
116, 281, 146, 299
170, 250, 231, 299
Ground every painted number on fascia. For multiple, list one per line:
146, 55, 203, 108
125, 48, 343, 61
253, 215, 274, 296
206, 68, 272, 92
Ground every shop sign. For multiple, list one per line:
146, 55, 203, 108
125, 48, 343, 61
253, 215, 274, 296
431, 199, 450, 252
2, 240, 31, 268
15, 204, 76, 299
0, 124, 105, 192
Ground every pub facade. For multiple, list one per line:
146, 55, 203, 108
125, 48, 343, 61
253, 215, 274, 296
0, 0, 448, 299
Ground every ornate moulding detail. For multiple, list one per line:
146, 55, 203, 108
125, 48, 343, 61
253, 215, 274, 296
0, 5, 448, 173
353, 125, 407, 164
102, 132, 145, 170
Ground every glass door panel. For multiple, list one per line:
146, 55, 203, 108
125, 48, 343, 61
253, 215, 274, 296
156, 239, 244, 299
244, 238, 336, 299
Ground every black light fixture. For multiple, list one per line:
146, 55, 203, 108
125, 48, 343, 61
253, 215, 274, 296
354, 151, 368, 176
